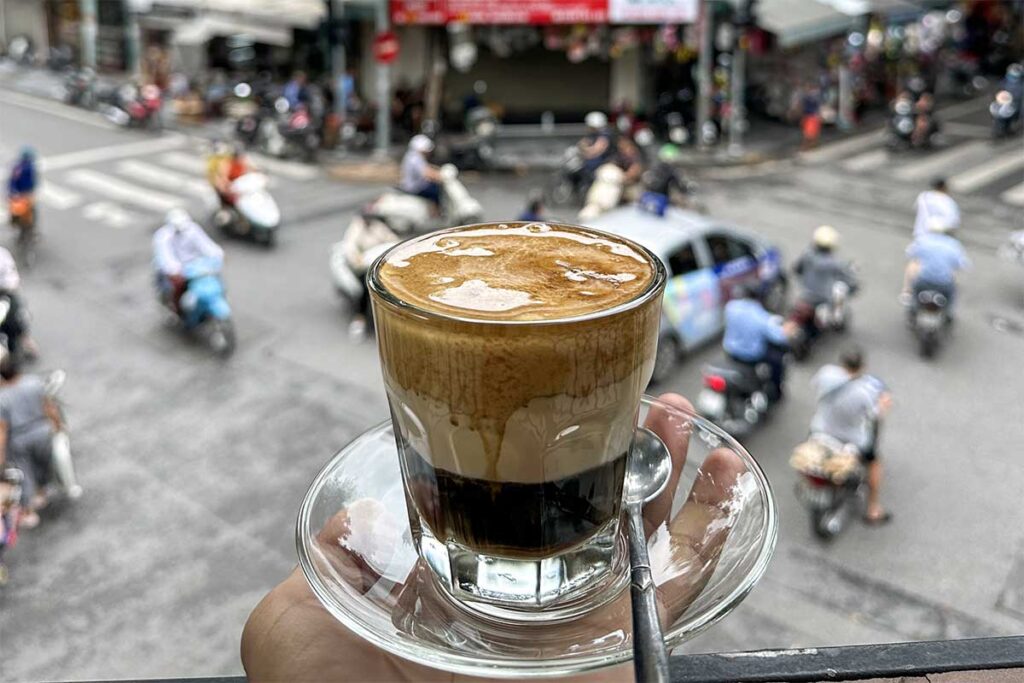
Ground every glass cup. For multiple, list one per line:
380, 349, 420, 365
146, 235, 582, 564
367, 222, 666, 621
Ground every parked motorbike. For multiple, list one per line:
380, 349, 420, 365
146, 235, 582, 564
789, 280, 855, 361
103, 84, 163, 130
577, 163, 625, 221
364, 164, 483, 236
910, 288, 950, 358
64, 67, 97, 109
435, 106, 498, 171
790, 435, 866, 541
698, 349, 784, 436
212, 173, 280, 247
545, 146, 588, 207
160, 257, 235, 358
990, 90, 1021, 139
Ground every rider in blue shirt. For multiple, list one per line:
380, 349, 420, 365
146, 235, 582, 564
904, 218, 969, 308
722, 285, 795, 399
7, 148, 37, 198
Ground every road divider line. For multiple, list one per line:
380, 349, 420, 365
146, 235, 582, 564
40, 134, 187, 172
64, 168, 184, 213
116, 159, 214, 199
842, 148, 889, 172
949, 152, 1024, 194
893, 141, 989, 181
0, 89, 117, 130
1001, 182, 1024, 207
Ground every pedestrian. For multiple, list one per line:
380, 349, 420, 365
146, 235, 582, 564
800, 83, 822, 150
517, 195, 545, 222
809, 346, 892, 525
913, 177, 960, 239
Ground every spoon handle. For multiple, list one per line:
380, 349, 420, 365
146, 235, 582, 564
627, 505, 670, 683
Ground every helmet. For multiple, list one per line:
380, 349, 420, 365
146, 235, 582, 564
1007, 63, 1023, 82
584, 111, 608, 129
165, 208, 190, 229
813, 225, 840, 249
409, 134, 434, 153
19, 146, 35, 162
657, 144, 681, 163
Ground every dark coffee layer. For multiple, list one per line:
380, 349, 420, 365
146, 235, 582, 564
400, 439, 627, 560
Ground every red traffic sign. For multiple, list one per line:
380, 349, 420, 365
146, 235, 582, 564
373, 31, 400, 65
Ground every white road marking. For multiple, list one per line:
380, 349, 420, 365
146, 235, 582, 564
38, 182, 82, 210
40, 135, 188, 172
800, 130, 885, 164
934, 95, 995, 119
949, 152, 1024, 193
248, 152, 319, 180
116, 159, 213, 198
0, 89, 117, 130
82, 201, 138, 229
842, 148, 889, 172
158, 151, 207, 175
893, 141, 990, 181
941, 121, 997, 138
65, 168, 185, 212
1001, 182, 1024, 207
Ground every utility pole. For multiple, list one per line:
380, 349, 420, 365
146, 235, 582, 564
124, 0, 144, 78
373, 0, 391, 158
80, 0, 97, 69
696, 0, 714, 151
728, 0, 755, 157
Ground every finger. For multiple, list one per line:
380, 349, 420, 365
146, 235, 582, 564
642, 392, 694, 537
653, 447, 746, 622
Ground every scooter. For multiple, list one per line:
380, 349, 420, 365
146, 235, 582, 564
64, 67, 96, 109
990, 90, 1021, 139
160, 257, 235, 358
8, 195, 38, 268
212, 173, 280, 247
365, 164, 483, 236
886, 99, 917, 150
545, 146, 588, 207
330, 218, 397, 317
789, 280, 855, 361
698, 346, 785, 436
577, 163, 625, 221
103, 84, 163, 130
790, 435, 865, 541
910, 288, 950, 359
436, 107, 498, 171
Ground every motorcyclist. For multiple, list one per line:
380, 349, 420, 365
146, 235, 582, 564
722, 284, 797, 400
0, 246, 35, 361
902, 217, 969, 314
398, 134, 442, 206
614, 135, 645, 194
7, 148, 37, 224
153, 209, 224, 313
1001, 62, 1023, 101
793, 225, 857, 308
912, 91, 937, 146
641, 144, 694, 213
517, 195, 545, 222
0, 356, 65, 529
810, 346, 893, 525
340, 214, 399, 340
913, 178, 960, 239
578, 111, 613, 179
206, 141, 231, 188
213, 146, 252, 207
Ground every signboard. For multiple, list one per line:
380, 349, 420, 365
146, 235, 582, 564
392, 0, 607, 25
608, 0, 697, 24
373, 31, 401, 63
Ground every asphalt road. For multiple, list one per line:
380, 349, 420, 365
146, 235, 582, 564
0, 86, 1021, 681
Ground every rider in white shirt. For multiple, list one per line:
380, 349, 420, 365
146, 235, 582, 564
0, 246, 35, 359
913, 178, 960, 238
153, 209, 223, 310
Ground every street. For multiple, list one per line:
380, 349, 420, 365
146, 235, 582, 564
0, 85, 1022, 681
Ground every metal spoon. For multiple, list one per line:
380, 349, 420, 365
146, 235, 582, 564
625, 427, 674, 683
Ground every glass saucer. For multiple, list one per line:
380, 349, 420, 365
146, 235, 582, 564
297, 395, 778, 678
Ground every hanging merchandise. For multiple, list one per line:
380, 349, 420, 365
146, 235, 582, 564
448, 23, 478, 73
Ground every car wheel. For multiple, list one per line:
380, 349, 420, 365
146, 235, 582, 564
650, 334, 680, 386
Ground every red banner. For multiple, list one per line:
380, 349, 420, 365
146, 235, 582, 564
392, 0, 608, 25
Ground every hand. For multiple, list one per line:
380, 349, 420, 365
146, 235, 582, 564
782, 320, 800, 337
241, 393, 747, 682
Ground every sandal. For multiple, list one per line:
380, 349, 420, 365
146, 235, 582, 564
863, 511, 893, 526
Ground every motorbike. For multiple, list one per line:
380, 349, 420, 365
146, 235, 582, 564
910, 287, 950, 359
103, 84, 163, 130
698, 346, 785, 436
435, 106, 498, 171
8, 195, 37, 268
887, 99, 916, 150
64, 67, 97, 109
577, 163, 626, 221
789, 280, 855, 361
160, 257, 235, 358
330, 223, 396, 321
212, 173, 280, 247
545, 146, 588, 207
790, 435, 866, 541
998, 230, 1024, 267
364, 164, 483, 236
990, 90, 1021, 139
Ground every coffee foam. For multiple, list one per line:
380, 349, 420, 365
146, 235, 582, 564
378, 223, 654, 322
373, 223, 663, 483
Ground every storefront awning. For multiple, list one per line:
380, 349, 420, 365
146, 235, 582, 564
757, 0, 927, 48
171, 15, 293, 46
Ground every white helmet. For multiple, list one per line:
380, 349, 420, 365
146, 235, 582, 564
409, 134, 434, 153
584, 111, 608, 129
813, 225, 840, 249
165, 208, 190, 228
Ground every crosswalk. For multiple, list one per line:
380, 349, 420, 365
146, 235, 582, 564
0, 141, 321, 229
808, 134, 1024, 207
